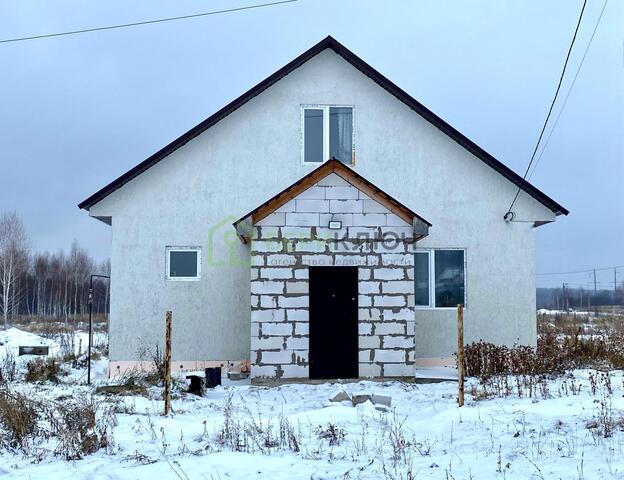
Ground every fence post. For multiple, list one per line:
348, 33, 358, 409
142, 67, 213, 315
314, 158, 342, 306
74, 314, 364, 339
457, 304, 465, 407
163, 311, 172, 415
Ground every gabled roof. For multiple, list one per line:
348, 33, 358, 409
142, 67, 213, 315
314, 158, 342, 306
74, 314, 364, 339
78, 35, 568, 216
232, 159, 431, 243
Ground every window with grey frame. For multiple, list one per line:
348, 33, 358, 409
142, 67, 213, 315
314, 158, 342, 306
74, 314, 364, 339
303, 106, 353, 164
415, 249, 465, 308
166, 247, 201, 280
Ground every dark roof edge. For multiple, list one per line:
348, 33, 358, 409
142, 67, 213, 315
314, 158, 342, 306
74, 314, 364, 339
78, 35, 568, 216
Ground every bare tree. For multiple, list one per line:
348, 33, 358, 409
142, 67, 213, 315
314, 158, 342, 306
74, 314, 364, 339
0, 212, 29, 329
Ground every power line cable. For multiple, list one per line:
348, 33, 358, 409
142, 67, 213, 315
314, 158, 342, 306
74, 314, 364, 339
0, 0, 297, 44
536, 265, 624, 276
528, 0, 609, 180
505, 0, 587, 218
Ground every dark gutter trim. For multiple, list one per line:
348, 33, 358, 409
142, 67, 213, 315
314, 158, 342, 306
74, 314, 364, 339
78, 35, 568, 216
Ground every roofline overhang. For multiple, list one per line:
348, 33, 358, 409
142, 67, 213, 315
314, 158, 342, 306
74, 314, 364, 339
78, 35, 568, 217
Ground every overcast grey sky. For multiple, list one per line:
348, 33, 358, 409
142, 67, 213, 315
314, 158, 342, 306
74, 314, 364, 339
1, 0, 622, 287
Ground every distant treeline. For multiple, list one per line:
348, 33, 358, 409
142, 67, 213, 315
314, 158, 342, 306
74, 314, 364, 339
537, 286, 623, 310
0, 212, 109, 328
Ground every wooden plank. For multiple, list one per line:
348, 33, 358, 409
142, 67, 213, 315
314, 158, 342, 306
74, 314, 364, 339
457, 304, 465, 407
163, 311, 172, 415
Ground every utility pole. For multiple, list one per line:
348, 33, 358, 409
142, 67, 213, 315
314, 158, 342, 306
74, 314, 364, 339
87, 274, 110, 385
594, 269, 597, 294
562, 283, 568, 311
615, 268, 618, 311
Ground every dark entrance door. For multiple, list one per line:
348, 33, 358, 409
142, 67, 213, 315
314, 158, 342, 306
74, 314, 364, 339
309, 266, 358, 379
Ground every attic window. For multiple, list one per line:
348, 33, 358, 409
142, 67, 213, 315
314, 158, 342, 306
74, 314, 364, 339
166, 247, 201, 281
302, 106, 353, 164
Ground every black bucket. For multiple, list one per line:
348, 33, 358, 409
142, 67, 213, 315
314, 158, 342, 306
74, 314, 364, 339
205, 367, 222, 388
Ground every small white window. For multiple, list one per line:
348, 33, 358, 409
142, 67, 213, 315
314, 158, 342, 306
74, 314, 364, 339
166, 247, 201, 281
415, 249, 466, 308
302, 105, 354, 164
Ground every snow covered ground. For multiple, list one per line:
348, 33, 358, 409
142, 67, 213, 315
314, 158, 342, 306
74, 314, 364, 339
2, 328, 624, 479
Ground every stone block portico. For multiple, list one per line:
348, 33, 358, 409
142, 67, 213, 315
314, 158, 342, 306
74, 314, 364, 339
234, 159, 431, 380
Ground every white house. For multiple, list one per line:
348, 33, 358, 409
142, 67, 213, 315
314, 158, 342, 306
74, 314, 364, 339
79, 36, 567, 380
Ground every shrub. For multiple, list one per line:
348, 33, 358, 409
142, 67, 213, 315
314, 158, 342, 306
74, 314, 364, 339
0, 389, 115, 459
25, 357, 62, 383
0, 390, 41, 452
0, 350, 17, 383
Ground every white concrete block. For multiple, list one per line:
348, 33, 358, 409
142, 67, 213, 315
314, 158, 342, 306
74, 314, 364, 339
374, 322, 405, 335
386, 215, 411, 227
359, 335, 381, 349
353, 213, 386, 226
359, 281, 380, 294
251, 365, 277, 378
335, 254, 367, 266
359, 350, 372, 362
294, 239, 327, 253
250, 281, 284, 294
294, 268, 309, 279
266, 254, 297, 267
275, 200, 296, 213
251, 255, 265, 266
358, 268, 372, 280
373, 268, 405, 280
281, 364, 309, 378
383, 336, 414, 349
362, 199, 390, 214
302, 254, 333, 266
374, 349, 406, 363
358, 322, 373, 335
262, 322, 292, 336
382, 281, 414, 294
286, 337, 308, 350
383, 308, 414, 321
278, 296, 308, 308
261, 268, 293, 279
358, 295, 372, 307
317, 173, 350, 187
325, 186, 359, 199
259, 227, 281, 239
329, 199, 362, 213
286, 281, 309, 294
367, 255, 380, 266
253, 241, 284, 253
381, 254, 413, 266
384, 363, 414, 377
286, 213, 320, 226
359, 362, 381, 377
259, 295, 278, 309
374, 295, 407, 307
250, 323, 259, 337
359, 308, 381, 321
257, 213, 286, 226
296, 199, 329, 213
287, 309, 309, 321
261, 350, 294, 364
251, 336, 284, 350
297, 186, 325, 200
295, 322, 309, 335
251, 309, 285, 322
281, 227, 312, 239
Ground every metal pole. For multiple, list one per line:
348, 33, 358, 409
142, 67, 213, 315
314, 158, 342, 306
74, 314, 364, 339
87, 275, 93, 385
87, 274, 110, 386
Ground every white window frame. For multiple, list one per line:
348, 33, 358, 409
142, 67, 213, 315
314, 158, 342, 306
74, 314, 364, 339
414, 248, 467, 309
301, 105, 355, 165
166, 246, 201, 281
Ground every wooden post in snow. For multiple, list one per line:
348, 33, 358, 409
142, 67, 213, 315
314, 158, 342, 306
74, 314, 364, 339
457, 304, 465, 407
163, 311, 172, 416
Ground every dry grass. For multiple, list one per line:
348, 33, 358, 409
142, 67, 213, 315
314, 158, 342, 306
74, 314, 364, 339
0, 388, 115, 459
25, 357, 63, 383
464, 313, 624, 380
